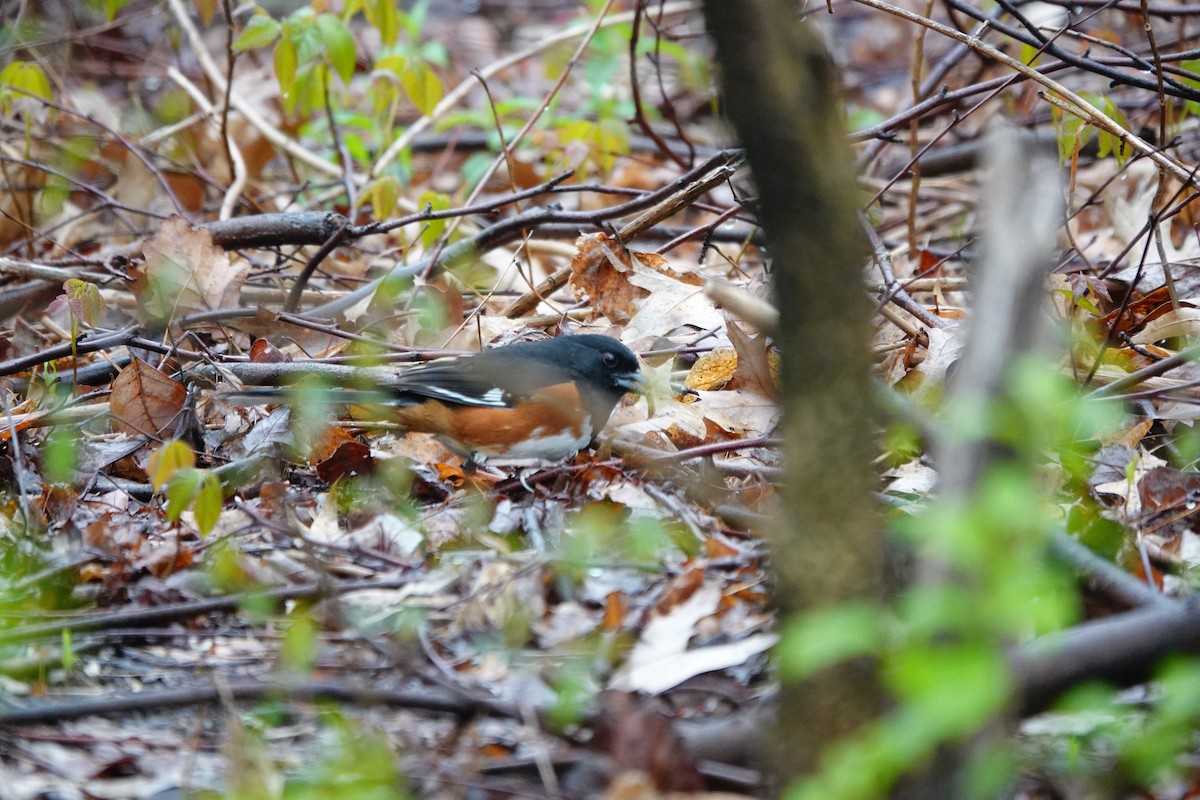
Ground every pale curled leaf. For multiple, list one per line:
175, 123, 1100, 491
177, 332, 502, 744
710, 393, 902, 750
610, 583, 777, 694
1131, 307, 1200, 345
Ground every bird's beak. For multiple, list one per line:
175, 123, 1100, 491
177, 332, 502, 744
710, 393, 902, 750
619, 370, 653, 417
618, 370, 648, 395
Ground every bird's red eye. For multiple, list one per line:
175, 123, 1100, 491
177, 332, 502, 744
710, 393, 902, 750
602, 352, 618, 367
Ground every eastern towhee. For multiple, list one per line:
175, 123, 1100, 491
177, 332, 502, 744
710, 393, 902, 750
228, 335, 645, 462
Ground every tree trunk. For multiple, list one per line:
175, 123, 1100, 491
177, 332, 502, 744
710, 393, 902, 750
702, 0, 886, 787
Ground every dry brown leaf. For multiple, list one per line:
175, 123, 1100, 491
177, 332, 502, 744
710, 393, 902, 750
110, 357, 187, 436
132, 534, 194, 578
726, 321, 777, 397
569, 232, 725, 337
1097, 285, 1170, 338
231, 307, 344, 354
456, 561, 546, 634
136, 216, 249, 321
0, 162, 44, 249
661, 422, 706, 450
706, 537, 740, 559
603, 591, 627, 630
306, 426, 357, 465
109, 149, 192, 217
657, 567, 705, 612
83, 513, 143, 556
569, 233, 657, 323
1138, 465, 1200, 519
594, 692, 703, 794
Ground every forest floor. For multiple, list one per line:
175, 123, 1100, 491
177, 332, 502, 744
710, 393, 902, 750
1, 0, 1199, 798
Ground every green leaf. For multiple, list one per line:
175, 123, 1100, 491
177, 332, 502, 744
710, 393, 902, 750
370, 74, 400, 124
234, 14, 281, 51
368, 175, 403, 218
416, 190, 450, 248
61, 629, 73, 672
404, 0, 429, 38
376, 54, 407, 78
101, 0, 132, 22
342, 131, 371, 167
1019, 40, 1041, 68
274, 35, 299, 103
885, 642, 1011, 737
0, 60, 52, 100
366, 0, 399, 46
400, 62, 443, 116
1181, 60, 1200, 115
194, 472, 223, 536
165, 469, 202, 522
291, 62, 328, 117
316, 14, 356, 83
556, 118, 629, 177
1051, 103, 1092, 164
42, 426, 79, 485
281, 612, 318, 672
778, 603, 885, 680
148, 440, 195, 490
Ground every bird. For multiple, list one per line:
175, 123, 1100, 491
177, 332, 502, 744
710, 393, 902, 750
227, 334, 645, 463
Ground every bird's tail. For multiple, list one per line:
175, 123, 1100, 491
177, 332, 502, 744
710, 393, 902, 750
216, 386, 400, 408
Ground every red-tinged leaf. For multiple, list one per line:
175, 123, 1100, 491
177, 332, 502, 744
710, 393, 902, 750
249, 338, 288, 363
315, 438, 374, 483
1138, 466, 1200, 514
76, 281, 106, 326
917, 249, 942, 275
49, 279, 106, 326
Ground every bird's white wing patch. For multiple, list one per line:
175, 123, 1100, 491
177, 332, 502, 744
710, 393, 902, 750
418, 384, 508, 407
